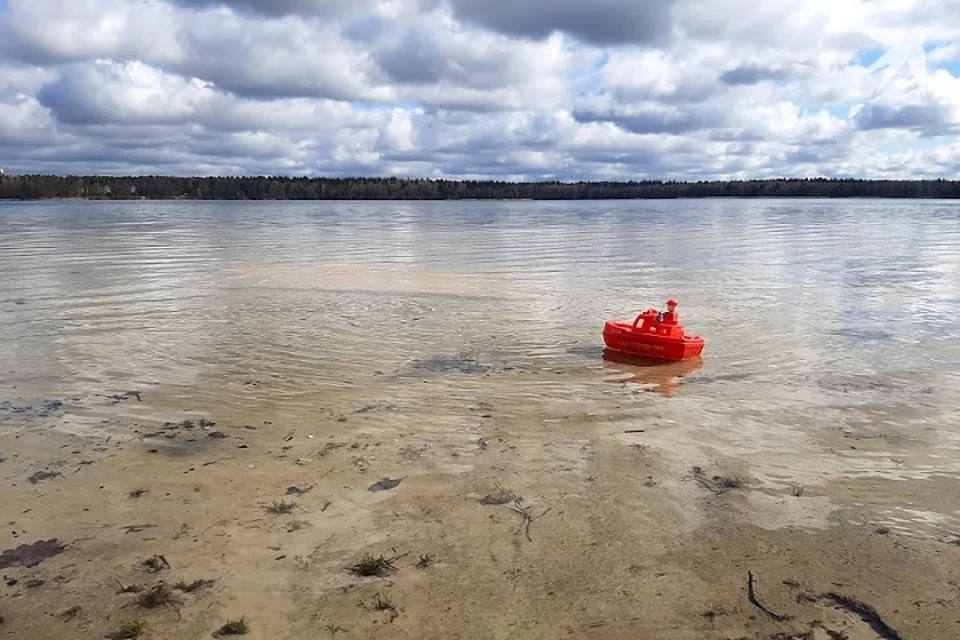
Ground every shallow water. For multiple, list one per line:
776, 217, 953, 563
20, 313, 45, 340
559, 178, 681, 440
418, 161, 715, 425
2, 198, 959, 534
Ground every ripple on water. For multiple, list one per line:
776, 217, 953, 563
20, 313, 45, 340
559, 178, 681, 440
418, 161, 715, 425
1, 199, 959, 534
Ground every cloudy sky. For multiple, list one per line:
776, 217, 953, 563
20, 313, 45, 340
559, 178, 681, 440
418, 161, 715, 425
1, 0, 959, 180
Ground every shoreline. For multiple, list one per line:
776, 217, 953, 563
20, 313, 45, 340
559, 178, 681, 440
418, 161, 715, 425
2, 373, 958, 640
4, 176, 960, 201
3, 195, 960, 202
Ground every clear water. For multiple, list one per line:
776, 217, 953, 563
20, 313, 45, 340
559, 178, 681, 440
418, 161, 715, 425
1, 198, 959, 532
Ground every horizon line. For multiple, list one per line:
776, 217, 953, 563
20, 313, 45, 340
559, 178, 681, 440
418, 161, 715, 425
2, 174, 959, 184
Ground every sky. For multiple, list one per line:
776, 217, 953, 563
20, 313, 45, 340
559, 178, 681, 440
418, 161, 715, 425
1, 0, 959, 180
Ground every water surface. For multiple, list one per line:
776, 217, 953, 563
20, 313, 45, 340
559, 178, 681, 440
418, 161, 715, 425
2, 198, 959, 534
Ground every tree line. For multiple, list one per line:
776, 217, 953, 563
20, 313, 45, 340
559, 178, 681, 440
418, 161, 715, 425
1, 174, 960, 200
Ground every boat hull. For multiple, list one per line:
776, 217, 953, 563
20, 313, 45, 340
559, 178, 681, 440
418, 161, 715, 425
602, 320, 705, 361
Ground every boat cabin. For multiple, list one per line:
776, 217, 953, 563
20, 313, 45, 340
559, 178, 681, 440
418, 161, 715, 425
632, 299, 686, 338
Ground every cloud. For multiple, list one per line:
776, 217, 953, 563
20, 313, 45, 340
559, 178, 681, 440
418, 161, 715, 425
719, 65, 796, 86
848, 69, 960, 133
850, 102, 949, 130
168, 0, 441, 18
371, 18, 571, 99
174, 12, 387, 101
1, 0, 960, 179
677, 0, 836, 47
0, 94, 50, 139
38, 60, 217, 125
0, 0, 183, 64
573, 106, 717, 135
0, 63, 56, 98
446, 0, 676, 46
168, 0, 378, 16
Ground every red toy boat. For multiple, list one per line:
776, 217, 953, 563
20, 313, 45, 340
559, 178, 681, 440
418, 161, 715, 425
602, 299, 705, 361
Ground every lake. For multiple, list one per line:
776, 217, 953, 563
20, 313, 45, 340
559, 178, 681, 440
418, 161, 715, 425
1, 198, 959, 639
3, 198, 960, 480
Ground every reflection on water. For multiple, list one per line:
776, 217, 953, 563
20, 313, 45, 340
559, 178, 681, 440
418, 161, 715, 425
601, 349, 703, 397
1, 198, 959, 532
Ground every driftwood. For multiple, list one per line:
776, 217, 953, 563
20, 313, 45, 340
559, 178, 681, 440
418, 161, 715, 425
506, 502, 553, 542
692, 466, 744, 495
479, 483, 552, 541
818, 592, 904, 640
747, 571, 790, 621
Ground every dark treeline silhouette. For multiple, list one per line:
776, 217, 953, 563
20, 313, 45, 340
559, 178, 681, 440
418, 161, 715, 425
2, 174, 960, 200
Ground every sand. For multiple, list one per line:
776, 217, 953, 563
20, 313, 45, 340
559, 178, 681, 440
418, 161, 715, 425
1, 369, 959, 640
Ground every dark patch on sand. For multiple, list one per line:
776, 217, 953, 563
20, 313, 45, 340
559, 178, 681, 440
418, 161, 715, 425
411, 355, 496, 375
368, 478, 402, 492
0, 539, 66, 569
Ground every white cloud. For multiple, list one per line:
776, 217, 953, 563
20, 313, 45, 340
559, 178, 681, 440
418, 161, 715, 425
0, 95, 50, 136
0, 64, 57, 98
0, 0, 959, 178
2, 0, 183, 63
39, 60, 218, 125
378, 108, 419, 152
169, 0, 382, 16
175, 10, 390, 101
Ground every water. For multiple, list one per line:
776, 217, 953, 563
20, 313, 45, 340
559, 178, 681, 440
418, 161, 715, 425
2, 198, 959, 534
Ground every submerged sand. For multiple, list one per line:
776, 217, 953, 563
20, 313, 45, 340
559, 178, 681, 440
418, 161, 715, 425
1, 362, 958, 640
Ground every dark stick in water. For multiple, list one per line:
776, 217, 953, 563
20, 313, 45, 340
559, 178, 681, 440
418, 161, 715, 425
747, 571, 790, 622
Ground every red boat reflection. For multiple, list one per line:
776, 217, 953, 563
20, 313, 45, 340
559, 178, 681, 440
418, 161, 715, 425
601, 348, 703, 397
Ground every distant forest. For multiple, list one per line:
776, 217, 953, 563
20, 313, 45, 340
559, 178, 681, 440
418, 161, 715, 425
2, 174, 960, 200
